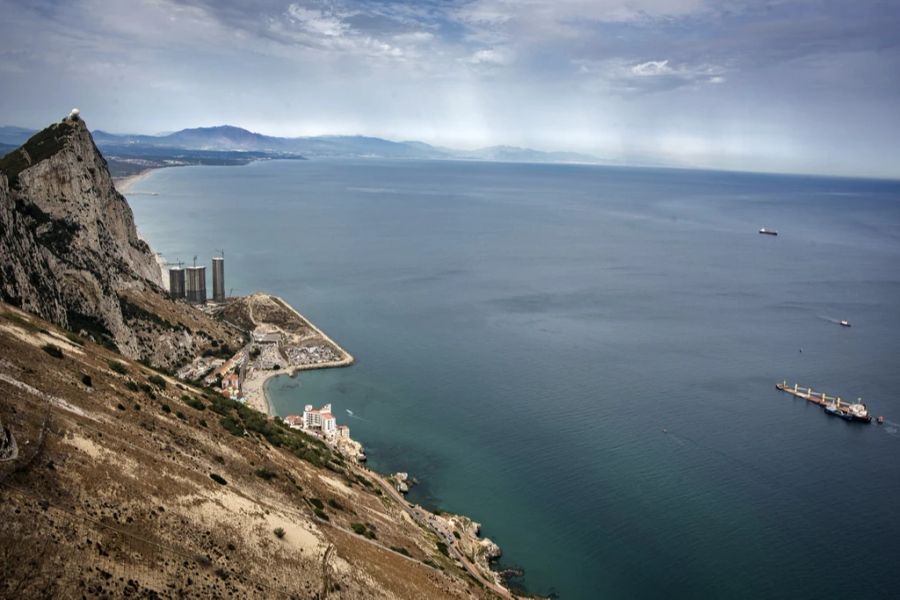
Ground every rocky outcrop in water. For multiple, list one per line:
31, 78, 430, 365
0, 115, 240, 369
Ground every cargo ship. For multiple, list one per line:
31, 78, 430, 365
775, 381, 872, 424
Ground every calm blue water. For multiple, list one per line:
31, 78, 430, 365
129, 160, 900, 600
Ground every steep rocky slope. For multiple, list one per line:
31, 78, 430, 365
0, 302, 499, 599
0, 116, 241, 369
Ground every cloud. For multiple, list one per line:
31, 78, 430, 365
631, 60, 673, 77
468, 47, 513, 66
577, 58, 727, 93
286, 5, 351, 37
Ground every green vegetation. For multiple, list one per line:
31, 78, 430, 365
118, 296, 183, 331
81, 374, 92, 387
148, 374, 167, 389
209, 473, 227, 485
254, 467, 277, 480
350, 522, 377, 539
109, 361, 128, 375
41, 344, 63, 358
436, 541, 449, 557
65, 331, 84, 346
308, 498, 324, 510
175, 411, 187, 421
220, 416, 244, 437
273, 527, 286, 539
327, 498, 344, 511
161, 404, 171, 414
314, 508, 329, 521
391, 546, 412, 557
68, 311, 115, 350
2, 311, 40, 332
182, 396, 206, 411
125, 380, 140, 392
453, 530, 461, 540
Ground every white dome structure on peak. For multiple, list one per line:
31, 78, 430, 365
68, 108, 80, 120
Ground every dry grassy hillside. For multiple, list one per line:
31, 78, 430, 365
0, 301, 498, 599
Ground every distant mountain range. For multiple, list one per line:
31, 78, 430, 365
1, 124, 599, 164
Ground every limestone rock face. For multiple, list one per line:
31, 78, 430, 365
0, 117, 239, 369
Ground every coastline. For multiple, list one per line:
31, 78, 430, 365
114, 168, 159, 194
238, 294, 354, 418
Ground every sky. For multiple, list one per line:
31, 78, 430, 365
1, 0, 899, 177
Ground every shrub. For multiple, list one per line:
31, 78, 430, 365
327, 498, 344, 511
273, 527, 285, 539
161, 404, 171, 413
308, 498, 324, 510
351, 522, 366, 535
125, 381, 140, 392
148, 374, 167, 389
116, 403, 125, 411
436, 541, 449, 557
453, 531, 461, 540
81, 374, 93, 387
199, 419, 208, 428
220, 416, 244, 436
209, 473, 227, 485
42, 344, 63, 358
314, 508, 328, 521
183, 396, 206, 411
176, 411, 187, 420
391, 546, 412, 557
109, 361, 128, 375
254, 467, 277, 480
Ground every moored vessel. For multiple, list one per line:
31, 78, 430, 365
759, 227, 778, 236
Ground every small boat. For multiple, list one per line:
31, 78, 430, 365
840, 320, 851, 327
759, 228, 778, 236
824, 402, 851, 420
877, 416, 885, 425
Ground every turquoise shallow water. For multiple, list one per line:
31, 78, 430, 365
129, 160, 900, 599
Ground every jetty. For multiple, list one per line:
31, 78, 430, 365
775, 381, 875, 423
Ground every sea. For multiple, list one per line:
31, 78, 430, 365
128, 159, 900, 600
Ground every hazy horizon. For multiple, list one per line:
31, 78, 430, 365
1, 1, 899, 178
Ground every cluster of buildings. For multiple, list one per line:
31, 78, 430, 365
285, 403, 351, 442
168, 255, 225, 304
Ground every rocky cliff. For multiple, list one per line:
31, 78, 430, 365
0, 116, 240, 369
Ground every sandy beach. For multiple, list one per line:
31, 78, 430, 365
234, 294, 354, 418
114, 168, 158, 194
